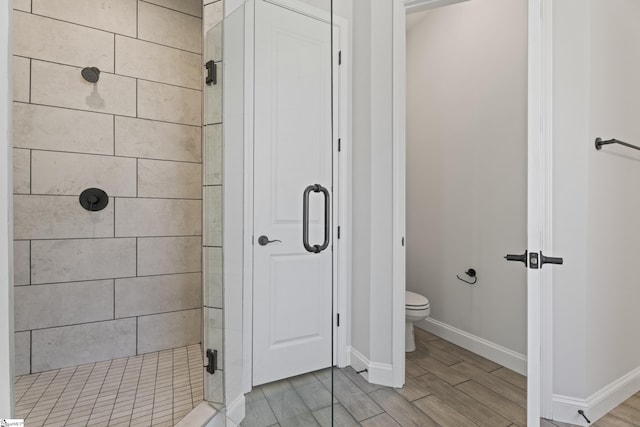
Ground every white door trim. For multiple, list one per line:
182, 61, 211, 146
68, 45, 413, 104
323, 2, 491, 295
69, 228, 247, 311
394, 0, 554, 423
240, 0, 351, 392
538, 0, 554, 418
391, 0, 407, 388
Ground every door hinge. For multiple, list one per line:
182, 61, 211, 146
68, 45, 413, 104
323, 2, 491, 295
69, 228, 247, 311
337, 313, 340, 327
206, 349, 217, 375
338, 51, 342, 65
338, 138, 341, 152
337, 226, 341, 239
205, 60, 217, 85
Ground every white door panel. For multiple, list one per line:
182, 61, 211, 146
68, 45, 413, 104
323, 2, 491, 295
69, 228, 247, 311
253, 0, 333, 386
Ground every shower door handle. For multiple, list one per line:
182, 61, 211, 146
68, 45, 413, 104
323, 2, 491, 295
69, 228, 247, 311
303, 184, 330, 253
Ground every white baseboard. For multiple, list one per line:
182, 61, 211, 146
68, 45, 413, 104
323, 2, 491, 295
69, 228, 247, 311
552, 366, 640, 426
417, 318, 527, 376
337, 346, 351, 369
225, 394, 246, 426
349, 346, 394, 387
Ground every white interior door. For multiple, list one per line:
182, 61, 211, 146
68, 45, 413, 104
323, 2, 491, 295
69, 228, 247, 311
252, 0, 333, 386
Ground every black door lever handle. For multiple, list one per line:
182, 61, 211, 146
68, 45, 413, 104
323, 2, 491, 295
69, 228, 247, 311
505, 251, 528, 267
258, 235, 282, 246
540, 252, 563, 266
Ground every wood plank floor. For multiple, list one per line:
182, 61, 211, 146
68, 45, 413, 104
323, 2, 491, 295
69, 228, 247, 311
241, 328, 640, 426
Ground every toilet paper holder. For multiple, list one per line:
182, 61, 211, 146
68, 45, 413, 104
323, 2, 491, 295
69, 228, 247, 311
456, 268, 477, 285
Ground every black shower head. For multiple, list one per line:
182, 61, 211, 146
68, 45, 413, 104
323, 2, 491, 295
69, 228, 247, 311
81, 67, 100, 83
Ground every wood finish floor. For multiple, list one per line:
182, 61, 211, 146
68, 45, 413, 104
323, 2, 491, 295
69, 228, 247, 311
242, 328, 640, 427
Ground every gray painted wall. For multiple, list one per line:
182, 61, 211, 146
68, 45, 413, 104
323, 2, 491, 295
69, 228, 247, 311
553, 0, 640, 402
351, 0, 394, 369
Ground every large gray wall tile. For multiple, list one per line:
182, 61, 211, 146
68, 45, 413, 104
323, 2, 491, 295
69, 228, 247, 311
14, 11, 115, 72
14, 195, 114, 240
138, 2, 202, 53
31, 238, 136, 284
31, 318, 136, 372
204, 370, 224, 404
13, 56, 29, 102
31, 60, 136, 116
138, 236, 202, 276
204, 186, 222, 246
204, 66, 222, 125
13, 103, 114, 155
13, 0, 30, 12
14, 331, 30, 376
137, 309, 201, 354
204, 1, 223, 35
13, 241, 30, 286
115, 117, 201, 162
138, 159, 201, 199
204, 125, 222, 185
204, 11, 222, 63
204, 307, 223, 369
138, 80, 201, 126
203, 247, 222, 308
13, 148, 30, 194
15, 280, 114, 331
116, 36, 201, 90
31, 151, 136, 196
115, 198, 202, 237
145, 0, 203, 17
115, 273, 201, 318
32, 0, 137, 37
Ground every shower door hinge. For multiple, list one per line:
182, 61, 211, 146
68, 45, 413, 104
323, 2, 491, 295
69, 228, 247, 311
337, 313, 340, 327
337, 226, 341, 239
205, 60, 217, 85
338, 51, 342, 65
206, 349, 217, 375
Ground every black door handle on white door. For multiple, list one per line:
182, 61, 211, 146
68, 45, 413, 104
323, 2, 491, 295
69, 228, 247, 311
302, 184, 330, 254
505, 250, 563, 269
540, 252, 563, 267
505, 251, 528, 267
258, 235, 282, 246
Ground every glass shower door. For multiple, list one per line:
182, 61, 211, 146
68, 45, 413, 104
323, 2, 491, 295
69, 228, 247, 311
203, 0, 338, 424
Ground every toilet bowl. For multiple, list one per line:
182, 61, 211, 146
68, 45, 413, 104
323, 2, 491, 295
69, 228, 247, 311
405, 290, 430, 352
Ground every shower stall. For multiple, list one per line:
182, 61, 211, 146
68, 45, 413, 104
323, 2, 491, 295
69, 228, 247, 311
10, 0, 347, 425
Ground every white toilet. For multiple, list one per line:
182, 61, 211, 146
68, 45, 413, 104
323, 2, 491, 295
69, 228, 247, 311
405, 290, 431, 352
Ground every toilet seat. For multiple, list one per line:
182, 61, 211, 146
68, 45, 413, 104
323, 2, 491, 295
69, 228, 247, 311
406, 290, 430, 310
405, 290, 431, 352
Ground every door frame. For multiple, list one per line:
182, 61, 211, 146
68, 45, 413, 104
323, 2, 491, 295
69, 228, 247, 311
392, 0, 554, 423
240, 0, 351, 392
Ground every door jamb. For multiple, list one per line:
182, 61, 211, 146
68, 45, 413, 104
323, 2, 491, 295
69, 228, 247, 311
393, 0, 554, 421
241, 0, 351, 392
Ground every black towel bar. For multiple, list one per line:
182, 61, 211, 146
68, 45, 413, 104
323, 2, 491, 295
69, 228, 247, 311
595, 137, 640, 152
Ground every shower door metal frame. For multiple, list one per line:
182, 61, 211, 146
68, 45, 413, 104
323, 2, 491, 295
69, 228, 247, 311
237, 0, 351, 393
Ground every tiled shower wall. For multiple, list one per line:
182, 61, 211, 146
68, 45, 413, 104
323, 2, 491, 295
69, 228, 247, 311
12, 0, 204, 375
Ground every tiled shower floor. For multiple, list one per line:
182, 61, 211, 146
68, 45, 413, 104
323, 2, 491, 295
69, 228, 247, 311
14, 344, 204, 427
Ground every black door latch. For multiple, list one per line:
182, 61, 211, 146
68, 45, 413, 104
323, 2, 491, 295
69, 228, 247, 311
505, 250, 563, 269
